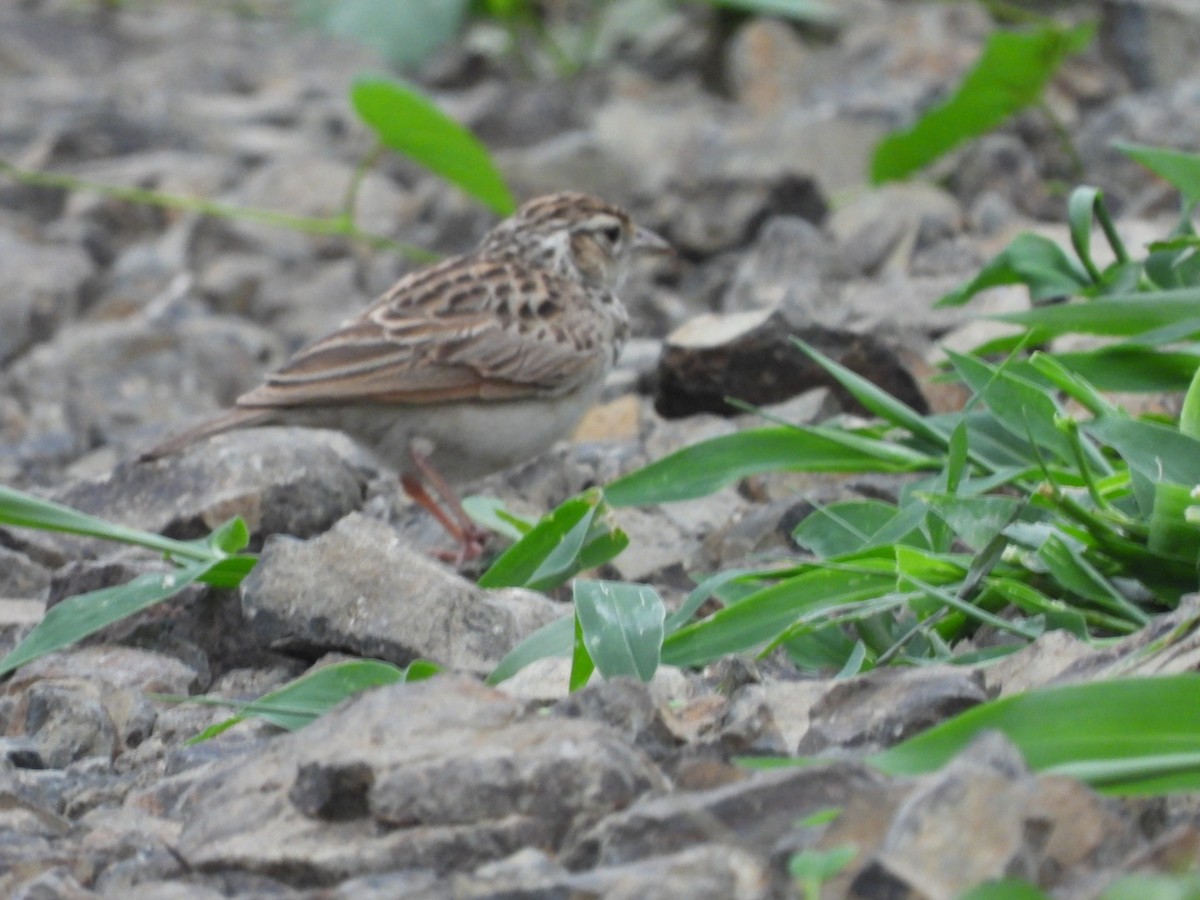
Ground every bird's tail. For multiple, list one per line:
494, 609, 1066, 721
138, 407, 274, 462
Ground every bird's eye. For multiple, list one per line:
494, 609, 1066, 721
599, 223, 623, 245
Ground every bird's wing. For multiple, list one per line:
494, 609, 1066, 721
235, 256, 616, 409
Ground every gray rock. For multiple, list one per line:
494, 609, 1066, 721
551, 678, 682, 763
4, 314, 283, 469
853, 732, 1136, 899
798, 665, 989, 754
0, 230, 95, 366
655, 307, 928, 419
19, 682, 119, 769
240, 512, 562, 674
177, 676, 667, 884
54, 427, 369, 550
0, 546, 51, 600
1100, 0, 1200, 89
564, 762, 885, 869
456, 843, 774, 900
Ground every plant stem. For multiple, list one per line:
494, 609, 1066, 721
0, 158, 436, 263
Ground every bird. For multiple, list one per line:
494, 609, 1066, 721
140, 191, 671, 560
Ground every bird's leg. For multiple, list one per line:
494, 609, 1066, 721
402, 446, 490, 564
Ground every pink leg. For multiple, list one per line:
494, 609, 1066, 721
401, 449, 490, 565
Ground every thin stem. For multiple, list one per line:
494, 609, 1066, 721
340, 142, 385, 226
1036, 100, 1085, 183
1093, 190, 1131, 264
0, 158, 437, 263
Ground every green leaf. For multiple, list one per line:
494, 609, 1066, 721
1086, 417, 1200, 487
789, 845, 858, 887
1116, 142, 1200, 204
1102, 873, 1200, 900
872, 23, 1094, 183
996, 289, 1200, 335
301, 0, 470, 68
946, 350, 1077, 466
870, 675, 1200, 795
569, 612, 595, 692
485, 613, 574, 686
0, 484, 241, 564
922, 493, 1021, 551
962, 880, 1049, 900
351, 77, 515, 215
793, 500, 921, 557
794, 339, 949, 446
1180, 363, 1200, 440
1148, 481, 1200, 563
1035, 346, 1200, 395
478, 489, 627, 591
0, 559, 223, 677
938, 232, 1091, 307
604, 427, 939, 507
661, 555, 900, 668
462, 495, 532, 541
573, 580, 665, 682
188, 659, 437, 742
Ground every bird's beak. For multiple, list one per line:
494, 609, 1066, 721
632, 226, 673, 256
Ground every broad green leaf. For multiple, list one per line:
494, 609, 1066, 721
478, 489, 627, 591
0, 559, 230, 677
962, 880, 1049, 900
486, 613, 574, 685
573, 580, 665, 683
1067, 185, 1127, 282
1148, 481, 1200, 563
1102, 873, 1200, 900
922, 493, 1021, 551
1032, 346, 1200, 396
793, 500, 919, 557
1180, 363, 1200, 439
604, 427, 939, 507
872, 23, 1094, 182
938, 232, 1091, 307
793, 339, 949, 446
0, 484, 240, 564
188, 659, 437, 742
351, 77, 515, 215
569, 613, 594, 692
462, 495, 532, 541
661, 554, 900, 668
1035, 534, 1149, 625
301, 0, 469, 68
1086, 417, 1200, 487
946, 351, 1077, 466
869, 675, 1200, 795
996, 289, 1200, 335
1117, 142, 1200, 204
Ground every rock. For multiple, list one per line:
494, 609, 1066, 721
16, 682, 120, 769
176, 676, 667, 884
0, 546, 51, 600
827, 182, 965, 278
52, 427, 369, 550
849, 732, 1137, 899
240, 512, 562, 674
798, 665, 989, 754
551, 678, 682, 763
564, 762, 885, 869
655, 307, 929, 419
0, 231, 95, 367
3, 314, 283, 470
720, 215, 843, 318
1100, 0, 1200, 89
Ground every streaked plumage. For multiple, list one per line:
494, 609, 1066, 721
141, 192, 669, 485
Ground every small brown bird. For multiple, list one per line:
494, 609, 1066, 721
141, 192, 670, 559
